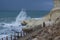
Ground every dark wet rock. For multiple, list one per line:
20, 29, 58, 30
21, 21, 27, 26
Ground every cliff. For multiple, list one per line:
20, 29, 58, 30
22, 0, 60, 31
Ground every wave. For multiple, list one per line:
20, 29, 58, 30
0, 9, 31, 39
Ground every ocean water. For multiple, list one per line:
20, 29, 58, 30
0, 10, 50, 22
0, 10, 50, 18
0, 10, 50, 39
0, 10, 49, 22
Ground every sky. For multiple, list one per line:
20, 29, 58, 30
0, 0, 54, 10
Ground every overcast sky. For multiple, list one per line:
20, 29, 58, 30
0, 0, 54, 10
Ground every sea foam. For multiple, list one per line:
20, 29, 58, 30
0, 9, 31, 39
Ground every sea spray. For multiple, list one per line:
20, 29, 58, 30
16, 9, 27, 23
0, 9, 31, 39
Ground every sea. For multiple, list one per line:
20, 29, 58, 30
0, 10, 50, 40
0, 10, 50, 22
0, 10, 50, 17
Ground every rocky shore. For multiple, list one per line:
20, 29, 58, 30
18, 19, 60, 40
31, 22, 60, 40
18, 0, 60, 40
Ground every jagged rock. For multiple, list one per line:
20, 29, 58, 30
21, 21, 27, 26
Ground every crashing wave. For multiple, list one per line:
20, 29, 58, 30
0, 9, 31, 39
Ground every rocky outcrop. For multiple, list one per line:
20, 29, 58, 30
21, 21, 27, 26
31, 23, 60, 40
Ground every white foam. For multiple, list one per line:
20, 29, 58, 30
0, 9, 30, 39
16, 9, 27, 23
